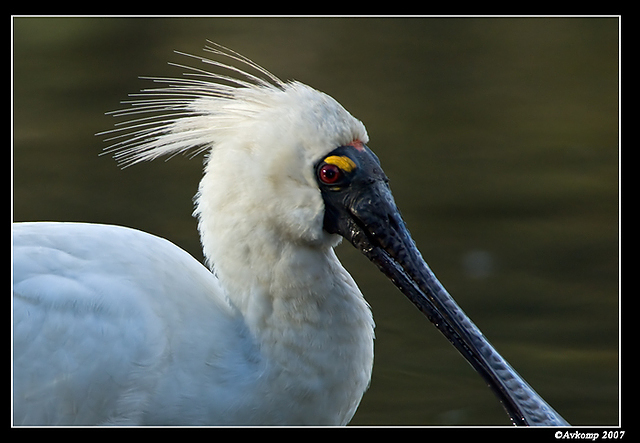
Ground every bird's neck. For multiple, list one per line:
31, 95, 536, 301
200, 212, 374, 356
194, 182, 374, 423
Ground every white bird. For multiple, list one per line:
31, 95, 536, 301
12, 42, 569, 426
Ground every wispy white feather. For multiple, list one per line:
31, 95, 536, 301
99, 42, 289, 167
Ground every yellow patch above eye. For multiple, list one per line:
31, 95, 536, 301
324, 155, 357, 173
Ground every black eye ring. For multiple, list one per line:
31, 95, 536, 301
318, 163, 343, 185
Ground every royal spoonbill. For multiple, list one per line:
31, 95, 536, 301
12, 42, 569, 426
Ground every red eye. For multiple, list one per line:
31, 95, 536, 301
319, 164, 342, 184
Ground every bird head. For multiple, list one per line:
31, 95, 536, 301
102, 45, 370, 251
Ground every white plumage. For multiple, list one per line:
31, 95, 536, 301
13, 43, 374, 426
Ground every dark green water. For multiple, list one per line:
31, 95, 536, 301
12, 17, 619, 426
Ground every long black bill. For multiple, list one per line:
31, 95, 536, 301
318, 144, 569, 426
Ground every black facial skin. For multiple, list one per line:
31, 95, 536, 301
316, 144, 569, 426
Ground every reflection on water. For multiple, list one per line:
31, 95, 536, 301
13, 17, 619, 425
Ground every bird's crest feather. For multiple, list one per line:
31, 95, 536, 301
99, 42, 289, 167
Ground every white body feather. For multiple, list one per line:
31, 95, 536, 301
12, 43, 375, 426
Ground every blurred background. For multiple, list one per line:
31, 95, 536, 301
12, 16, 619, 426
